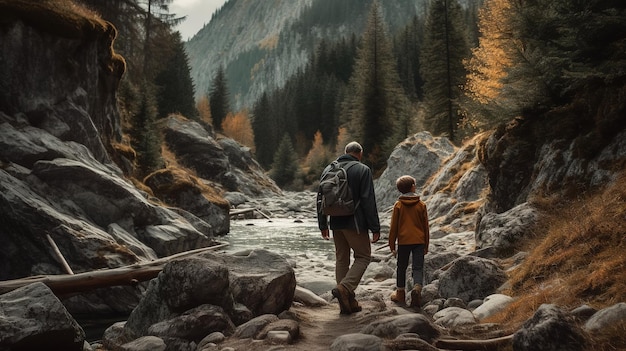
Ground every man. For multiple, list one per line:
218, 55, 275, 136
317, 141, 381, 314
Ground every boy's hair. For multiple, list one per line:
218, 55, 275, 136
396, 175, 416, 194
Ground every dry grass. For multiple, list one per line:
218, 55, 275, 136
486, 172, 626, 349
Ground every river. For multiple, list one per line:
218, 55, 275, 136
223, 217, 334, 262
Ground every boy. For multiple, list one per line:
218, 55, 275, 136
388, 175, 429, 307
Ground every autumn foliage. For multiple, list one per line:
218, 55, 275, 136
221, 110, 255, 151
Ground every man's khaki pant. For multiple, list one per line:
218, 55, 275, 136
332, 229, 372, 293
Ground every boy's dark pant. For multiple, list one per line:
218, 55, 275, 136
396, 244, 425, 288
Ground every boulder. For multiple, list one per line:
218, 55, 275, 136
513, 304, 586, 351
198, 249, 297, 316
374, 132, 455, 210
110, 249, 295, 348
584, 302, 626, 332
144, 168, 230, 235
437, 256, 507, 302
433, 307, 477, 327
475, 202, 539, 254
0, 282, 85, 350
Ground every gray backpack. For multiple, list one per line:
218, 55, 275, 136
319, 160, 359, 216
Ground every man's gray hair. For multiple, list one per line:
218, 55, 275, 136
345, 141, 363, 154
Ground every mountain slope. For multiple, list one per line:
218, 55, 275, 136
185, 0, 312, 108
185, 0, 430, 110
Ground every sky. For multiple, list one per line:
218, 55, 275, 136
170, 0, 229, 41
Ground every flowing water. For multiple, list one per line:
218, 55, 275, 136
222, 217, 334, 261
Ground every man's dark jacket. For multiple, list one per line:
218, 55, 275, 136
317, 154, 381, 234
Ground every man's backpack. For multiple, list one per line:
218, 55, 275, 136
319, 160, 359, 216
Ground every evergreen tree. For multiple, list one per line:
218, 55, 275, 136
155, 31, 198, 120
132, 83, 163, 176
270, 135, 299, 188
251, 92, 275, 168
420, 0, 470, 142
340, 0, 411, 171
209, 66, 231, 131
394, 16, 423, 100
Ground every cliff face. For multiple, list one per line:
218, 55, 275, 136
0, 1, 279, 294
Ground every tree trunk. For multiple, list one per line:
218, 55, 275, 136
0, 243, 228, 296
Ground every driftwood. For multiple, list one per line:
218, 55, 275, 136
229, 208, 273, 220
45, 233, 74, 275
434, 334, 514, 350
0, 242, 229, 296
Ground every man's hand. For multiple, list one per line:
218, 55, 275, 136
371, 232, 380, 243
321, 229, 330, 240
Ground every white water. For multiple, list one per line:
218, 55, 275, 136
223, 217, 335, 261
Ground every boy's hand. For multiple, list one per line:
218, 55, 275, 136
391, 250, 397, 258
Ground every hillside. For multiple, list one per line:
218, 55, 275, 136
185, 0, 436, 110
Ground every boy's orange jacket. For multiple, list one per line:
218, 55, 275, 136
388, 194, 429, 252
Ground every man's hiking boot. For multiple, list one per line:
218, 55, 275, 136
348, 290, 362, 312
390, 288, 406, 305
409, 285, 422, 308
332, 284, 352, 315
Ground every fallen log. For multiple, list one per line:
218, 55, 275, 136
0, 242, 229, 296
434, 334, 514, 350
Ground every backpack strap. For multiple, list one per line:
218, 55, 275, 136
339, 160, 360, 209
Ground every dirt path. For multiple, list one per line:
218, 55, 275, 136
220, 299, 402, 350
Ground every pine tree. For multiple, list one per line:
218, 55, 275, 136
270, 135, 299, 188
340, 0, 411, 170
251, 92, 275, 168
155, 31, 198, 120
132, 83, 163, 176
208, 66, 231, 131
420, 0, 470, 142
394, 15, 423, 100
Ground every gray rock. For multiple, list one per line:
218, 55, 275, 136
433, 307, 477, 327
256, 319, 299, 341
472, 294, 514, 320
198, 249, 296, 316
0, 282, 85, 350
294, 286, 328, 307
330, 333, 383, 351
360, 314, 440, 342
147, 304, 235, 341
374, 132, 455, 210
437, 256, 507, 302
513, 304, 586, 351
120, 336, 166, 351
443, 297, 467, 309
475, 202, 539, 254
584, 302, 626, 332
233, 314, 279, 339
197, 332, 225, 350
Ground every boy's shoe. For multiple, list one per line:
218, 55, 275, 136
348, 291, 362, 312
409, 285, 422, 308
332, 284, 352, 315
390, 288, 406, 305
